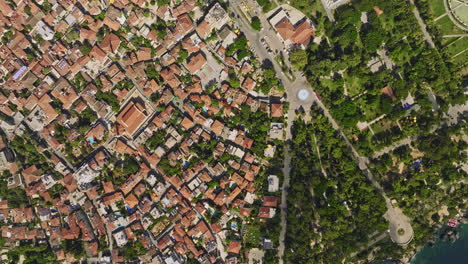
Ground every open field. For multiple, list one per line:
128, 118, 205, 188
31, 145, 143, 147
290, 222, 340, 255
445, 37, 468, 56
428, 0, 446, 17
435, 15, 465, 35
344, 73, 364, 97
452, 52, 467, 64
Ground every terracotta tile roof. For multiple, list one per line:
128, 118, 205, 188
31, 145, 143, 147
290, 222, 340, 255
160, 68, 181, 89
240, 208, 251, 217
125, 193, 139, 208
136, 47, 152, 62
22, 165, 41, 186
241, 77, 256, 93
70, 56, 90, 75
276, 18, 295, 42
121, 172, 144, 195
381, 85, 396, 101
156, 5, 168, 18
86, 188, 100, 200
271, 103, 283, 117
116, 100, 148, 136
100, 33, 121, 54
90, 45, 107, 62
102, 181, 115, 194
102, 192, 124, 206
62, 173, 78, 193
86, 122, 107, 141
196, 20, 211, 39
173, 0, 196, 16
291, 21, 314, 46
228, 241, 241, 254
262, 196, 278, 207
210, 120, 224, 136
142, 79, 161, 97
0, 200, 8, 209
241, 62, 252, 74
275, 18, 314, 46
133, 182, 146, 197
243, 138, 253, 149
0, 1, 14, 17
103, 16, 121, 31
80, 28, 97, 43
186, 53, 207, 74
114, 138, 137, 155
182, 36, 200, 53
180, 116, 194, 130
87, 242, 98, 256
50, 78, 79, 109
373, 6, 384, 15
173, 14, 194, 40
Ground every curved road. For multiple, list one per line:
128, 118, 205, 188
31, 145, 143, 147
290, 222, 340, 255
444, 0, 468, 31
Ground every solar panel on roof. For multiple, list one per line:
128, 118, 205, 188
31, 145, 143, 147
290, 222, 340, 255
12, 66, 27, 80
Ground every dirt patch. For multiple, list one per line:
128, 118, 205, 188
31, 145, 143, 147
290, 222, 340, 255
438, 205, 449, 217
428, 205, 449, 225
409, 146, 424, 159
398, 162, 405, 174
380, 120, 393, 131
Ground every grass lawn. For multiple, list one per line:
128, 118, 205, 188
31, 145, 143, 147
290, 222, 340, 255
290, 0, 325, 18
435, 15, 465, 35
256, 0, 277, 13
452, 48, 467, 64
428, 0, 446, 17
441, 36, 458, 46
344, 73, 365, 97
445, 37, 468, 56
371, 119, 393, 135
371, 122, 383, 134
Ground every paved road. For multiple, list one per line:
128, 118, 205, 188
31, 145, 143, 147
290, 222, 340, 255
229, 4, 314, 262
442, 34, 468, 37
350, 232, 388, 258
106, 224, 114, 252
409, 0, 436, 49
278, 109, 294, 263
372, 136, 416, 159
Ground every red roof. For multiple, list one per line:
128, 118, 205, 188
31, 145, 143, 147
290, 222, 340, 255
275, 18, 314, 46
210, 120, 224, 136
262, 196, 278, 207
186, 53, 207, 74
258, 207, 273, 218
100, 33, 121, 54
271, 104, 283, 117
116, 100, 147, 135
228, 241, 241, 254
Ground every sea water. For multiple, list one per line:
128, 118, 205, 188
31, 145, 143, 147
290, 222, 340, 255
411, 224, 468, 264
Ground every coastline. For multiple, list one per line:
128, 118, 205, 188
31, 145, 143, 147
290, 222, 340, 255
409, 218, 468, 264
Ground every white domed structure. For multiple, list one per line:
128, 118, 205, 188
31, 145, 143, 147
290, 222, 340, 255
297, 89, 310, 101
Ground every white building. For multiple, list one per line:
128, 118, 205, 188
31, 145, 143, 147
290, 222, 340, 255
34, 20, 55, 40
113, 229, 128, 247
205, 3, 229, 30
73, 163, 100, 189
267, 175, 279, 192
